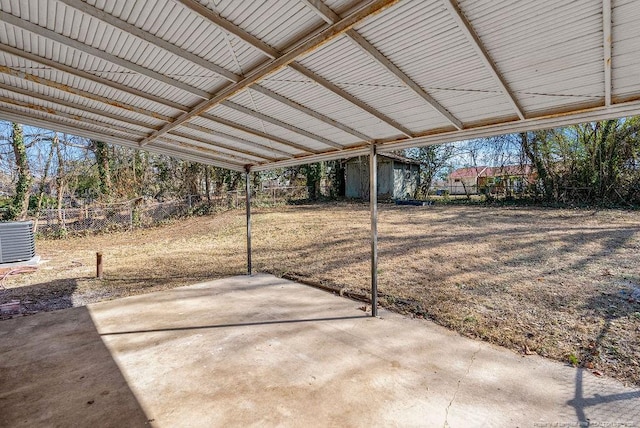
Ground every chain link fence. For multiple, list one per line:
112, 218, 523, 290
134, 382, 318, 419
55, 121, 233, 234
29, 187, 309, 237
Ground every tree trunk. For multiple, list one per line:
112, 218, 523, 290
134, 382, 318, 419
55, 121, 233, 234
55, 141, 66, 230
204, 166, 211, 203
94, 140, 112, 196
8, 122, 32, 221
33, 135, 57, 232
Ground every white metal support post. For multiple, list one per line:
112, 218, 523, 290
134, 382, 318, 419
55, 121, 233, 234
370, 144, 378, 317
245, 168, 252, 276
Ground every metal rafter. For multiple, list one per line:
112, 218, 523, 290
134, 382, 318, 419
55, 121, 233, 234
56, 0, 240, 83
173, 125, 289, 161
199, 113, 322, 154
0, 46, 315, 156
603, 0, 612, 106
0, 73, 282, 163
0, 94, 256, 165
0, 81, 154, 130
0, 64, 173, 121
0, 11, 210, 100
249, 85, 372, 141
0, 104, 245, 170
158, 135, 265, 164
0, 44, 189, 112
300, 0, 464, 130
138, 0, 400, 147
288, 63, 413, 137
176, 0, 279, 59
443, 0, 525, 120
178, 0, 411, 137
222, 100, 344, 149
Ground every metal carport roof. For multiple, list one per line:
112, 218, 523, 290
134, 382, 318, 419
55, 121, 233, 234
0, 0, 639, 172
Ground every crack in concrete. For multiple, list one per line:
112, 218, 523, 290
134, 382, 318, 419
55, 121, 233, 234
443, 344, 482, 428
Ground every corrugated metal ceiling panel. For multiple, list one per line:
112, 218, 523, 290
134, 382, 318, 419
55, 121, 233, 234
0, 72, 164, 128
458, 0, 604, 114
0, 23, 202, 106
0, 97, 144, 139
0, 50, 184, 117
209, 0, 323, 51
260, 67, 400, 139
0, 1, 226, 96
228, 87, 362, 147
355, 0, 516, 124
188, 115, 306, 157
296, 34, 453, 132
207, 102, 329, 153
612, 0, 640, 101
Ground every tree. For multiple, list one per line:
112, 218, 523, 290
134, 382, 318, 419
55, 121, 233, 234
92, 140, 111, 196
405, 145, 459, 198
7, 123, 32, 220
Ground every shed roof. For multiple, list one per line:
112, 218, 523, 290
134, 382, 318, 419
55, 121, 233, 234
346, 152, 420, 165
449, 165, 534, 179
0, 0, 639, 172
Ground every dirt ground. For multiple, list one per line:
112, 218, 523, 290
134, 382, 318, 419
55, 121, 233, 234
2, 203, 640, 386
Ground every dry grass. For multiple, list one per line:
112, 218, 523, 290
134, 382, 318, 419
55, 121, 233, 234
2, 202, 640, 386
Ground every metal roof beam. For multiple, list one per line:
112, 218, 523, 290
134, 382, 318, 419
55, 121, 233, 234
0, 11, 210, 100
139, 0, 401, 146
0, 44, 189, 112
0, 95, 255, 165
283, 72, 415, 139
0, 95, 150, 137
199, 113, 321, 154
288, 64, 413, 137
222, 100, 344, 149
0, 81, 156, 131
443, 0, 525, 120
381, 101, 640, 153
240, 99, 640, 172
0, 105, 245, 170
0, 64, 174, 122
603, 0, 612, 106
56, 0, 241, 83
250, 85, 372, 141
176, 0, 280, 59
300, 0, 464, 130
175, 124, 293, 159
155, 136, 260, 165
252, 146, 371, 171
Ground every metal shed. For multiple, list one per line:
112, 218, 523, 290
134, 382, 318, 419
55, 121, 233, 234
1, 0, 640, 316
345, 154, 420, 200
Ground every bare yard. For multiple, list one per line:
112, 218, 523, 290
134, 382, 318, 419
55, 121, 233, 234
2, 203, 640, 385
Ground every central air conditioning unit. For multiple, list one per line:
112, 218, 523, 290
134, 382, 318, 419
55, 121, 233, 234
0, 221, 36, 264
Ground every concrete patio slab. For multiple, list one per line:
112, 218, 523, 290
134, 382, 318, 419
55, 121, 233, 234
1, 273, 638, 427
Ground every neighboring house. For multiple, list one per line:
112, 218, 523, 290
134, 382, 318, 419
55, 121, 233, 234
447, 165, 535, 195
345, 154, 420, 200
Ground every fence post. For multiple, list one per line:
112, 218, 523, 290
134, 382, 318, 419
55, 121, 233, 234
130, 206, 134, 230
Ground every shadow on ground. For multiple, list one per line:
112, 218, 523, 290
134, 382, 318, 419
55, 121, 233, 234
0, 306, 151, 427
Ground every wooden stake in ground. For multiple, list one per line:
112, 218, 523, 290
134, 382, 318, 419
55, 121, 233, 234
96, 252, 103, 279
